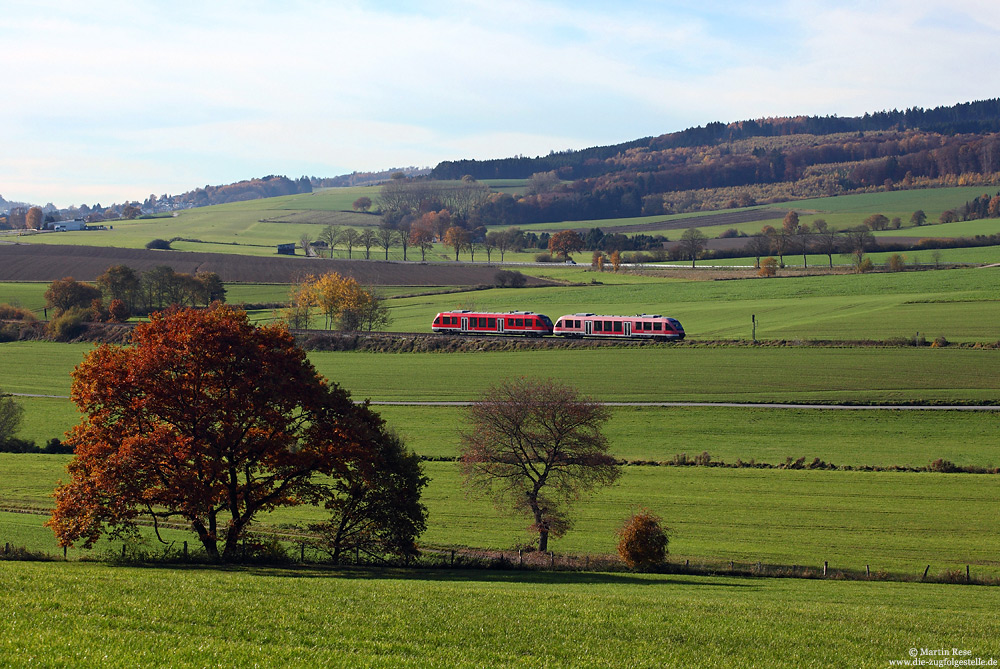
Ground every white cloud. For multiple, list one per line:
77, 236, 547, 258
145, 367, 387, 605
1, 0, 997, 205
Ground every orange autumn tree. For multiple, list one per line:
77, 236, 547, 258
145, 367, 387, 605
547, 229, 584, 261
283, 272, 390, 332
47, 305, 424, 562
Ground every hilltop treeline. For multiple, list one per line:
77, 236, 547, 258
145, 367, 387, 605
431, 99, 1000, 223
433, 99, 1000, 181
167, 175, 312, 207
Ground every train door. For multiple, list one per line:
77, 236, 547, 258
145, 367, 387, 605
584, 320, 592, 335
624, 322, 631, 337
461, 317, 468, 332
497, 318, 504, 333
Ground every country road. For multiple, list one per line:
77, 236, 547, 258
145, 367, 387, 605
14, 393, 997, 410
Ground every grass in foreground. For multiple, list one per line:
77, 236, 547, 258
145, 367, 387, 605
5, 456, 998, 577
0, 561, 996, 668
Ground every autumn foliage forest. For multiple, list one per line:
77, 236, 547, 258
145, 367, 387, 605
435, 99, 1000, 225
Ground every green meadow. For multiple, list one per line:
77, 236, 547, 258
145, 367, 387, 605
387, 265, 1000, 342
4, 340, 999, 404
13, 397, 1000, 469
2, 561, 997, 668
3, 455, 998, 578
10, 184, 999, 256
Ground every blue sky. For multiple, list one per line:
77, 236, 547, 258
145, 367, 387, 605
3, 0, 999, 207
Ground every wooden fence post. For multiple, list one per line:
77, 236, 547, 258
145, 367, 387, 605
549, 551, 554, 568
450, 550, 455, 567
183, 541, 188, 558
866, 565, 870, 578
518, 549, 522, 568
966, 565, 970, 583
300, 542, 305, 562
823, 561, 828, 576
922, 565, 930, 580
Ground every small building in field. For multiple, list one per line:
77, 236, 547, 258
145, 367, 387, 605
277, 243, 297, 255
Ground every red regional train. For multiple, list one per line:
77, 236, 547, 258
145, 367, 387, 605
553, 313, 685, 340
431, 310, 685, 340
432, 310, 554, 337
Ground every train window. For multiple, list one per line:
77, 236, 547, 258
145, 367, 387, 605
594, 321, 603, 331
613, 321, 622, 332
653, 322, 662, 331
515, 319, 523, 327
604, 321, 612, 330
488, 318, 496, 328
556, 320, 563, 328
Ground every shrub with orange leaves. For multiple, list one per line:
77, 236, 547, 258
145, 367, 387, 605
616, 508, 669, 570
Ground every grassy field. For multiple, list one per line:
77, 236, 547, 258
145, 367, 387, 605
11, 185, 999, 257
666, 244, 1000, 267
2, 561, 996, 668
4, 340, 999, 404
3, 455, 998, 577
389, 265, 1000, 342
14, 396, 999, 469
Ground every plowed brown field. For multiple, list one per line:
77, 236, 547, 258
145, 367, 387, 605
0, 243, 553, 285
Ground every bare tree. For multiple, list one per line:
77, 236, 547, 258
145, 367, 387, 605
359, 229, 376, 260
679, 228, 707, 268
793, 225, 812, 268
376, 225, 396, 260
744, 234, 772, 269
459, 377, 620, 552
342, 228, 359, 259
812, 219, 840, 268
319, 225, 341, 259
842, 226, 875, 270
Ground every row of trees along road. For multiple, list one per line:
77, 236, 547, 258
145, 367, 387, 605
46, 307, 625, 561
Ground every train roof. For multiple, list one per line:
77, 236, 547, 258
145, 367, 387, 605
439, 310, 547, 316
561, 313, 671, 319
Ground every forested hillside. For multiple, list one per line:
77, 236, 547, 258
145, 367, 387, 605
436, 99, 1000, 223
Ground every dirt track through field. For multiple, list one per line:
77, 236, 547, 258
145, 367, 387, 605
0, 243, 554, 285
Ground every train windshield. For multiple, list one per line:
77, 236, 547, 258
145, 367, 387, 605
540, 315, 554, 327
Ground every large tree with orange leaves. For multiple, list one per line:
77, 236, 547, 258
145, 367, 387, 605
47, 306, 423, 561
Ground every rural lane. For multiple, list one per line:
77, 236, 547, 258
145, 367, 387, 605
14, 393, 998, 411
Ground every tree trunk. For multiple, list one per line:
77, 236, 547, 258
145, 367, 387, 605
192, 518, 219, 560
538, 529, 549, 553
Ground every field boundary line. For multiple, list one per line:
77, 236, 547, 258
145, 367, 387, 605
12, 393, 1000, 410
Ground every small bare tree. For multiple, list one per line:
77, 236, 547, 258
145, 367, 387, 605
460, 378, 620, 552
679, 228, 707, 268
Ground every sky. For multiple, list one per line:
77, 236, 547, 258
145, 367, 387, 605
3, 0, 1000, 208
